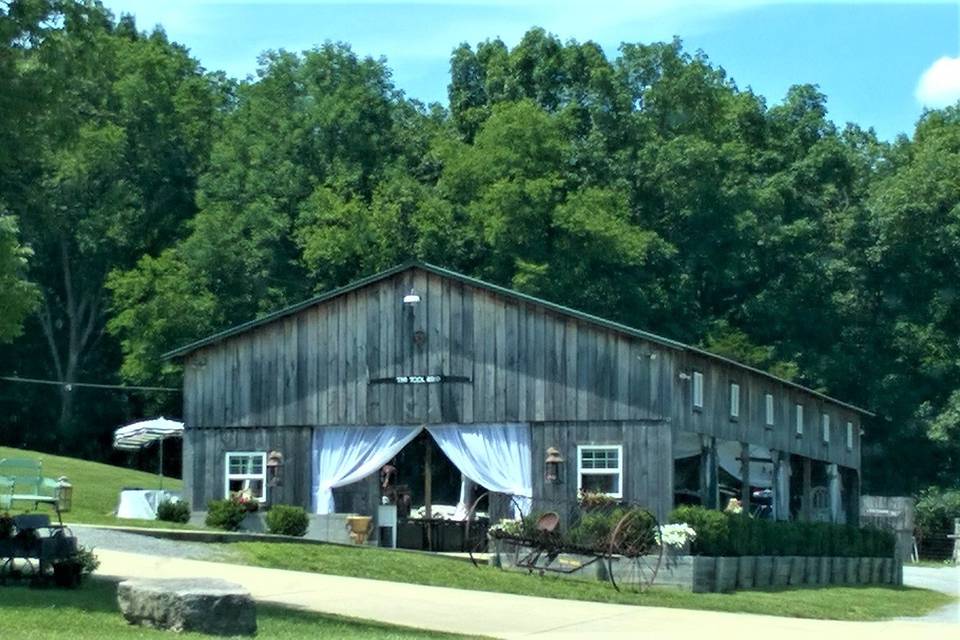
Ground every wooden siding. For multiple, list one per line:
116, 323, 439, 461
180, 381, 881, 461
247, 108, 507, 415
182, 266, 861, 473
531, 420, 673, 521
184, 427, 313, 509
184, 268, 670, 429
671, 352, 861, 468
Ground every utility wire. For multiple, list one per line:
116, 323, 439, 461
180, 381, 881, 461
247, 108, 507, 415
0, 376, 179, 393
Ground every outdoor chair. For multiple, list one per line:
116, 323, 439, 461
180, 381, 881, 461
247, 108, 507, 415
0, 459, 61, 523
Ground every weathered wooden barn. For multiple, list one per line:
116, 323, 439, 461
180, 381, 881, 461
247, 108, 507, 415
165, 262, 870, 537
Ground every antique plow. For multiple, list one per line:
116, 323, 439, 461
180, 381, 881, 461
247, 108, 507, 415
465, 492, 664, 592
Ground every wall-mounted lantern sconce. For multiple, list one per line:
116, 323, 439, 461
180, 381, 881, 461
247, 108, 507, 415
267, 450, 284, 487
545, 447, 564, 483
403, 288, 421, 305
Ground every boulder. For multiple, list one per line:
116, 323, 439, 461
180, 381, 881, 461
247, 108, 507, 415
117, 578, 256, 636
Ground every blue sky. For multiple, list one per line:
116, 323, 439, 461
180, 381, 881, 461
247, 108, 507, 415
102, 1, 959, 140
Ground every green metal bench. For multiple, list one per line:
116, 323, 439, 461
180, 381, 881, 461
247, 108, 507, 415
0, 459, 61, 523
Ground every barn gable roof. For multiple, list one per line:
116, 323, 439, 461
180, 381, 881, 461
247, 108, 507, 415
162, 260, 872, 416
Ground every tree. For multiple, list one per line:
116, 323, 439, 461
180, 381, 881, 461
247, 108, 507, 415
1, 1, 222, 443
0, 214, 38, 342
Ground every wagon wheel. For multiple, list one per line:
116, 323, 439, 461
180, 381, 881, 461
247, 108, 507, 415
607, 508, 663, 592
466, 491, 528, 570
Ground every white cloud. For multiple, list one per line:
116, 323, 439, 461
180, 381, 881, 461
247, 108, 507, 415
916, 56, 960, 109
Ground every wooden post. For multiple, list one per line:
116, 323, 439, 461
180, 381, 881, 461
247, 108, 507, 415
740, 442, 751, 513
802, 457, 812, 522
827, 463, 841, 524
424, 438, 433, 550
700, 436, 719, 509
773, 452, 790, 521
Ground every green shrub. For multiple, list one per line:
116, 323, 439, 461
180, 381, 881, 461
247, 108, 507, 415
667, 506, 895, 557
74, 545, 100, 574
669, 505, 730, 555
205, 499, 247, 531
567, 507, 624, 548
156, 499, 191, 524
265, 505, 309, 537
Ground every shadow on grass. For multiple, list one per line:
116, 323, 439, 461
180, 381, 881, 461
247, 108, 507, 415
0, 576, 123, 614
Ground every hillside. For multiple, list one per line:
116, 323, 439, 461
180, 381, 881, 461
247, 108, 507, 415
0, 446, 182, 526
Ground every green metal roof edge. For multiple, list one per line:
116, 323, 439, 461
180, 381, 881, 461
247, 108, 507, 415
162, 260, 873, 416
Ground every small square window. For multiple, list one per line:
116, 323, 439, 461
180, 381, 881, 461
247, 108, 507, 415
765, 393, 775, 427
846, 421, 853, 450
730, 382, 740, 419
795, 404, 804, 436
577, 445, 623, 499
692, 371, 704, 409
225, 452, 267, 502
822, 414, 831, 444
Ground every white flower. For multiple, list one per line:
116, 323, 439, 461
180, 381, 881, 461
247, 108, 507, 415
658, 523, 696, 549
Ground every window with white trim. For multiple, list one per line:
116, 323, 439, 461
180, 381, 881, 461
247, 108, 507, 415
821, 413, 831, 444
692, 371, 704, 409
577, 445, 623, 498
846, 421, 854, 450
765, 393, 775, 427
795, 404, 804, 436
225, 452, 267, 502
729, 382, 740, 419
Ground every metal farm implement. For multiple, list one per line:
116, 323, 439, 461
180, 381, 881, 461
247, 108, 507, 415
465, 493, 664, 592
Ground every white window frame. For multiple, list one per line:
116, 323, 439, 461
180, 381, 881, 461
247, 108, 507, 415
729, 382, 740, 419
765, 393, 775, 427
224, 451, 267, 503
795, 404, 804, 436
577, 445, 623, 499
846, 421, 854, 450
821, 413, 831, 444
692, 371, 704, 409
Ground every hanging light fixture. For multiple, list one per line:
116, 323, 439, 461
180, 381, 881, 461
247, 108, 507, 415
403, 288, 421, 305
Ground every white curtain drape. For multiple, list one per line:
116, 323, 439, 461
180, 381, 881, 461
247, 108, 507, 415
427, 423, 533, 516
311, 425, 422, 514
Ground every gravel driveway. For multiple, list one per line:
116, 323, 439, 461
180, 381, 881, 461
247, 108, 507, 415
902, 565, 960, 624
72, 525, 234, 563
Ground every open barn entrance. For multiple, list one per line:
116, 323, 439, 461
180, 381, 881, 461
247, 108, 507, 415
318, 423, 532, 551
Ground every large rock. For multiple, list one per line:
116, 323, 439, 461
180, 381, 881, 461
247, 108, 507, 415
117, 578, 256, 636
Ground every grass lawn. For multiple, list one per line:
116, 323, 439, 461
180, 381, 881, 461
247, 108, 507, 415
0, 445, 194, 529
227, 542, 954, 621
0, 578, 475, 640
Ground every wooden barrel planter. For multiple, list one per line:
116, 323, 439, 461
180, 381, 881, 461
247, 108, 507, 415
830, 557, 847, 584
736, 556, 756, 589
787, 556, 805, 585
753, 557, 774, 588
844, 557, 858, 584
856, 557, 871, 584
804, 556, 820, 585
771, 557, 792, 587
715, 557, 739, 592
817, 557, 831, 584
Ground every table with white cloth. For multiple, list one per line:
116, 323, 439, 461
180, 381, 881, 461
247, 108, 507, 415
116, 489, 181, 520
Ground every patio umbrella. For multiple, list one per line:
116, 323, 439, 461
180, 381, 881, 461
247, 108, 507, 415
113, 417, 184, 489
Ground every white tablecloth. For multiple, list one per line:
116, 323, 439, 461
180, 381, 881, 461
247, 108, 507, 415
116, 489, 181, 520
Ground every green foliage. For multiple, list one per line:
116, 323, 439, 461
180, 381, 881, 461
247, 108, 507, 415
1, 8, 959, 494
265, 505, 309, 537
669, 505, 731, 556
668, 507, 894, 557
0, 215, 39, 343
156, 499, 191, 524
567, 507, 625, 548
915, 486, 960, 538
74, 545, 100, 575
205, 499, 247, 531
